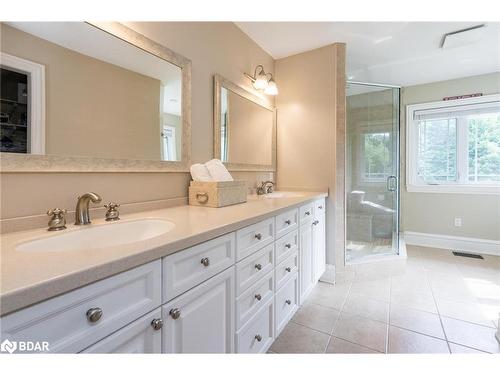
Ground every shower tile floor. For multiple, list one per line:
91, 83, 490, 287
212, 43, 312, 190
269, 245, 500, 354
346, 238, 393, 263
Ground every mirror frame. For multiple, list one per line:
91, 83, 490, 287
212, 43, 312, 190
0, 21, 192, 172
213, 74, 276, 172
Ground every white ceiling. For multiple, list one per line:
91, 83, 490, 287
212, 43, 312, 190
235, 22, 500, 87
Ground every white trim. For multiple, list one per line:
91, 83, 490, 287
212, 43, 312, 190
404, 231, 500, 256
1, 52, 45, 154
406, 93, 500, 195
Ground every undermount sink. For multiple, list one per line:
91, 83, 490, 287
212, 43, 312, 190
263, 192, 305, 199
16, 218, 175, 253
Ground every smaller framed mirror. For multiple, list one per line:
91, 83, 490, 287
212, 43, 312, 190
214, 74, 276, 171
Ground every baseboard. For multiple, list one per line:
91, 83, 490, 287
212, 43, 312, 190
404, 231, 500, 256
319, 264, 335, 284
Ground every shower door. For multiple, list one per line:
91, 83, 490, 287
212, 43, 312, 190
345, 82, 400, 263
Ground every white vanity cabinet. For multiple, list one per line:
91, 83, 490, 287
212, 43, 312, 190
82, 308, 162, 353
0, 197, 327, 354
162, 267, 235, 353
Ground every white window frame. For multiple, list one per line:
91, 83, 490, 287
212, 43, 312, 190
406, 93, 500, 194
1, 52, 45, 154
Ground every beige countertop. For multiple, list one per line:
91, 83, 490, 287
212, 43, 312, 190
0, 191, 327, 316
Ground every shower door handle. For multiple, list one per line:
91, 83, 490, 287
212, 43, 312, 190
386, 175, 397, 192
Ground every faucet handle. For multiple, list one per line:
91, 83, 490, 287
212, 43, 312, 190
47, 208, 67, 217
47, 208, 67, 231
104, 202, 120, 221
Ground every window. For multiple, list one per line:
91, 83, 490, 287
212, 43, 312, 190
407, 94, 500, 194
362, 132, 392, 182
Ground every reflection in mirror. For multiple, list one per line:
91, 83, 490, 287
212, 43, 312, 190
215, 75, 276, 171
0, 22, 183, 161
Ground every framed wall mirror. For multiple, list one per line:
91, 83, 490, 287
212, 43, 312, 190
213, 74, 276, 171
0, 22, 191, 172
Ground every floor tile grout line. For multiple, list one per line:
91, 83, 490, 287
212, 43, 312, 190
427, 265, 452, 354
329, 334, 385, 353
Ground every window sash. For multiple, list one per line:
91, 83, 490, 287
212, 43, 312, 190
406, 94, 500, 194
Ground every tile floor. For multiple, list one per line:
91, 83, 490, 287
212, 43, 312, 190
269, 245, 500, 354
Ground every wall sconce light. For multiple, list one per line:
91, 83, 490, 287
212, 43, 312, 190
244, 65, 278, 96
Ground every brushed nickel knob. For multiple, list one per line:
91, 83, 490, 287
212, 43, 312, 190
285, 243, 292, 249
313, 220, 319, 225
151, 318, 163, 330
254, 294, 262, 301
254, 334, 262, 342
285, 219, 291, 225
254, 263, 262, 271
285, 299, 292, 305
285, 267, 291, 272
201, 257, 210, 267
305, 211, 311, 216
318, 205, 323, 209
254, 233, 262, 240
86, 307, 103, 323
169, 308, 181, 320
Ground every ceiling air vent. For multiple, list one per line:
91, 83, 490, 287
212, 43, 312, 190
440, 24, 486, 49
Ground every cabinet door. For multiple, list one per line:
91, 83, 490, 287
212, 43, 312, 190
299, 224, 314, 303
162, 267, 235, 353
82, 309, 162, 353
313, 212, 326, 281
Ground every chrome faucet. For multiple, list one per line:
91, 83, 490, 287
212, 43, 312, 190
256, 181, 275, 195
75, 192, 102, 225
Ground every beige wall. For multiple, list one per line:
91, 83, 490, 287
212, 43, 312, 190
0, 22, 275, 221
401, 72, 500, 240
276, 44, 345, 266
227, 91, 273, 165
1, 24, 162, 160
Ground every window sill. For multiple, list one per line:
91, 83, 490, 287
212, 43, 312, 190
406, 184, 500, 195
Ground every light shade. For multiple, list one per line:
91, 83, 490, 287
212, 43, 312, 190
253, 70, 268, 90
264, 79, 278, 96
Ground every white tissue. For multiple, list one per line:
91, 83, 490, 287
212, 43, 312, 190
205, 159, 233, 182
190, 163, 213, 182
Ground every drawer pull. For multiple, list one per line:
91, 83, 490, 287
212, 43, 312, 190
254, 233, 262, 240
285, 267, 292, 273
318, 205, 323, 209
285, 299, 292, 305
305, 211, 311, 216
86, 307, 103, 323
313, 220, 319, 225
254, 294, 262, 301
285, 243, 292, 249
254, 334, 262, 342
284, 219, 291, 225
254, 263, 262, 271
200, 257, 210, 267
169, 308, 181, 320
151, 318, 163, 330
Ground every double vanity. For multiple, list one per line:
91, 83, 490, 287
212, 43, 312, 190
0, 193, 327, 353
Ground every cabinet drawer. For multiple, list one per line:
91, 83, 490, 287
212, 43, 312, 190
162, 232, 235, 302
236, 271, 273, 329
299, 202, 314, 224
236, 299, 274, 353
275, 229, 298, 265
236, 218, 274, 261
275, 208, 298, 239
236, 243, 274, 295
275, 272, 299, 337
314, 198, 326, 215
0, 260, 161, 353
82, 308, 162, 353
275, 250, 299, 291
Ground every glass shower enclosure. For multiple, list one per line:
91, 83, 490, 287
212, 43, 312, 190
345, 82, 400, 263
